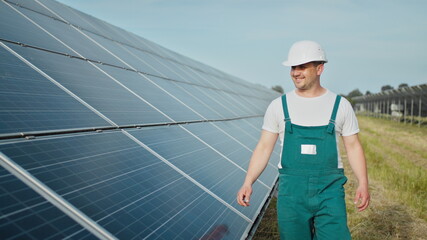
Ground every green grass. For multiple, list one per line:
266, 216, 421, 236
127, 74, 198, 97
253, 116, 427, 240
356, 116, 427, 220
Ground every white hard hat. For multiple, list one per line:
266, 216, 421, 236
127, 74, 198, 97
282, 40, 328, 67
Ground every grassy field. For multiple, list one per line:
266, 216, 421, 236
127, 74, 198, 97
253, 116, 427, 240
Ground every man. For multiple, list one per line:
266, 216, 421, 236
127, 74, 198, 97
237, 40, 370, 239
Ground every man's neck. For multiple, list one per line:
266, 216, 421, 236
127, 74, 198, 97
295, 86, 327, 98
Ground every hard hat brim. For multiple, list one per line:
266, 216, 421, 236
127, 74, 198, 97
282, 59, 328, 67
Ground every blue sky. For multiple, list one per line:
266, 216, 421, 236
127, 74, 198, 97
56, 0, 427, 95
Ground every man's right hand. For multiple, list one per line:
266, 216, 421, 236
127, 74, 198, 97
236, 130, 278, 207
237, 184, 252, 207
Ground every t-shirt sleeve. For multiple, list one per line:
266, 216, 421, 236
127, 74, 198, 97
262, 100, 280, 133
340, 98, 360, 136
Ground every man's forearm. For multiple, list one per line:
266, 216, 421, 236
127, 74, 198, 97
343, 133, 370, 211
243, 146, 273, 186
347, 143, 368, 185
343, 134, 368, 186
243, 130, 278, 186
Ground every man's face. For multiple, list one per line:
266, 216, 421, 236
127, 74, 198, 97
290, 62, 323, 90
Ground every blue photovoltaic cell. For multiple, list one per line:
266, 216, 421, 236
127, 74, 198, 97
0, 0, 282, 238
127, 126, 270, 219
207, 74, 243, 95
151, 76, 224, 120
230, 94, 267, 115
184, 121, 279, 188
242, 97, 269, 114
96, 64, 204, 122
42, 0, 121, 39
4, 0, 56, 18
214, 120, 260, 150
0, 1, 72, 55
159, 47, 194, 67
121, 45, 174, 77
210, 91, 248, 117
5, 43, 171, 125
181, 85, 238, 119
223, 81, 246, 96
8, 0, 275, 97
18, 0, 231, 90
162, 61, 208, 85
198, 88, 248, 118
121, 46, 194, 84
146, 192, 249, 240
175, 64, 217, 88
0, 132, 251, 239
0, 167, 97, 240
129, 36, 190, 69
244, 117, 284, 166
201, 74, 236, 94
243, 116, 263, 129
212, 120, 280, 186
219, 91, 257, 116
5, 0, 138, 49
8, 4, 129, 69
240, 118, 282, 166
77, 14, 142, 48
81, 31, 166, 76
234, 119, 263, 142
182, 122, 253, 168
106, 178, 249, 239
0, 44, 111, 135
35, 0, 141, 48
231, 91, 268, 111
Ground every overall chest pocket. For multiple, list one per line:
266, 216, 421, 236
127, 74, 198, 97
296, 135, 325, 160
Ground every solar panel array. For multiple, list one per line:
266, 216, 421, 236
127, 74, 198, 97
353, 84, 427, 117
0, 0, 281, 239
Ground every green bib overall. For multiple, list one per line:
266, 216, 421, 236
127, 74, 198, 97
277, 94, 351, 240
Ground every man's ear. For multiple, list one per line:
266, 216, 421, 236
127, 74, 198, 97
316, 63, 324, 76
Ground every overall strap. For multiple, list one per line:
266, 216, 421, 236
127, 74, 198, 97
327, 95, 342, 134
281, 94, 293, 133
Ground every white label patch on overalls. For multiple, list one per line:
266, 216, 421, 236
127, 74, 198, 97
301, 144, 317, 155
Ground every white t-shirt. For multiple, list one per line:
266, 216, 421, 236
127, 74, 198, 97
262, 89, 359, 169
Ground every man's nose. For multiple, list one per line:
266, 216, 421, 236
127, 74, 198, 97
292, 69, 301, 76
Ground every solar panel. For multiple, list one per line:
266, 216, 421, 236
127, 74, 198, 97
151, 78, 225, 120
0, 3, 73, 55
0, 166, 97, 240
0, 0, 281, 239
126, 126, 271, 219
4, 42, 172, 125
0, 132, 252, 239
0, 45, 110, 135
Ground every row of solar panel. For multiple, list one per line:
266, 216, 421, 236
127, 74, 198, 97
0, 0, 281, 239
36, 0, 271, 94
1, 123, 280, 239
1, 0, 276, 136
0, 42, 267, 135
1, 0, 272, 100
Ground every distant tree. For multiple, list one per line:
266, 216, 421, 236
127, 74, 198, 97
271, 85, 284, 94
398, 83, 409, 89
365, 90, 371, 95
347, 89, 363, 99
345, 89, 363, 107
381, 85, 394, 92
